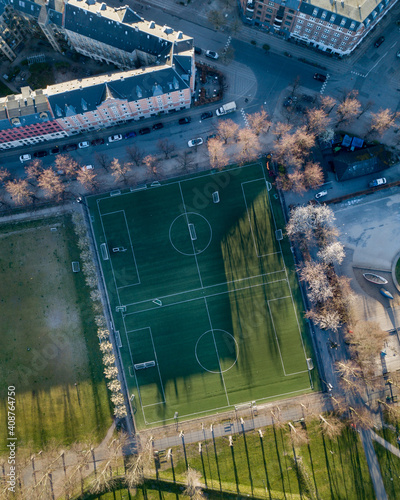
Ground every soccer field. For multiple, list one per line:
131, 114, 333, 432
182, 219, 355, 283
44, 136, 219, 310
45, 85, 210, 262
87, 163, 315, 428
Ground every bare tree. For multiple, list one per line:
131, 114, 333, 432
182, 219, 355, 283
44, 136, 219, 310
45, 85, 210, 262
273, 122, 292, 141
110, 159, 130, 185
25, 160, 43, 186
207, 138, 227, 170
317, 241, 345, 265
54, 154, 79, 178
77, 168, 97, 191
207, 10, 224, 30
95, 152, 111, 172
157, 138, 175, 159
184, 467, 205, 500
305, 108, 330, 136
126, 145, 144, 167
5, 179, 32, 205
288, 422, 309, 447
303, 161, 324, 190
319, 414, 344, 439
236, 128, 261, 164
319, 95, 336, 115
104, 366, 118, 379
290, 75, 301, 97
335, 91, 361, 127
107, 379, 122, 392
348, 406, 375, 429
103, 353, 116, 366
274, 126, 315, 169
247, 108, 271, 136
345, 321, 387, 372
100, 341, 113, 354
299, 261, 332, 303
125, 437, 154, 489
0, 166, 9, 183
368, 108, 399, 137
306, 305, 341, 332
38, 169, 65, 200
143, 155, 161, 180
177, 151, 195, 173
217, 118, 239, 144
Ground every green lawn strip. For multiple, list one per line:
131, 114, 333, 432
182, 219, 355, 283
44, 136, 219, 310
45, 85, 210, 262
0, 215, 112, 454
373, 424, 400, 500
154, 420, 373, 500
395, 256, 400, 286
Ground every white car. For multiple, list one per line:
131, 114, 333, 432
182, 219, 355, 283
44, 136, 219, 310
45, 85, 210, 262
188, 138, 203, 148
81, 164, 94, 171
78, 141, 90, 149
19, 154, 31, 162
205, 50, 219, 60
315, 190, 328, 199
108, 134, 123, 143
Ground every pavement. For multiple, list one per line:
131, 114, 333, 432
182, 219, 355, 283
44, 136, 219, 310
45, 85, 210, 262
361, 429, 389, 500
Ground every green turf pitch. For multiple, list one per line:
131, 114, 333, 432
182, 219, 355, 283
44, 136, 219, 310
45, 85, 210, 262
88, 163, 313, 428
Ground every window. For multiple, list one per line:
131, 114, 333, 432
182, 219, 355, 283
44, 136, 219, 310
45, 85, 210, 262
330, 14, 336, 22
286, 15, 293, 20
312, 8, 318, 15
284, 21, 291, 26
324, 28, 329, 33
321, 35, 327, 39
334, 32, 340, 37
321, 11, 326, 19
340, 18, 346, 26
316, 26, 321, 30
305, 28, 311, 33
350, 21, 356, 29
297, 19, 303, 24
344, 36, 349, 40
265, 13, 271, 18
268, 1, 274, 5
307, 22, 313, 27
266, 8, 272, 12
289, 9, 294, 13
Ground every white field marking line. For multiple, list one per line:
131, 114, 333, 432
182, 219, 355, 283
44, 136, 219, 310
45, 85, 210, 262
268, 295, 291, 301
101, 209, 141, 288
178, 181, 203, 288
123, 268, 286, 311
266, 300, 287, 376
148, 326, 166, 402
204, 297, 229, 406
142, 401, 166, 408
98, 205, 121, 305
100, 209, 127, 217
142, 387, 311, 425
124, 276, 288, 320
268, 293, 309, 376
121, 315, 146, 423
241, 179, 276, 258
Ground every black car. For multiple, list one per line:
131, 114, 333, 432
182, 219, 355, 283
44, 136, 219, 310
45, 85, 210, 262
201, 111, 213, 120
374, 36, 385, 48
50, 146, 60, 155
34, 150, 48, 158
313, 73, 327, 82
63, 143, 78, 151
206, 134, 217, 142
194, 47, 202, 55
124, 131, 137, 139
178, 117, 191, 125
91, 138, 105, 146
139, 127, 151, 135
152, 123, 164, 130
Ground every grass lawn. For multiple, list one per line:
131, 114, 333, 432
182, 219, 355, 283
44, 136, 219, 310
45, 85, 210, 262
373, 422, 400, 499
0, 215, 112, 455
87, 163, 318, 429
155, 420, 374, 499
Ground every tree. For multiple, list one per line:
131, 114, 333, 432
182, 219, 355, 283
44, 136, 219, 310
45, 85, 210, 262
25, 160, 43, 186
274, 126, 315, 169
236, 128, 261, 164
299, 261, 332, 303
95, 152, 111, 172
306, 305, 341, 332
248, 108, 271, 136
157, 138, 175, 159
217, 119, 239, 144
110, 392, 125, 406
0, 166, 9, 183
125, 437, 154, 488
177, 151, 195, 173
345, 321, 387, 371
77, 168, 97, 191
368, 108, 399, 137
104, 366, 118, 379
335, 360, 365, 393
100, 341, 113, 354
288, 422, 309, 447
184, 467, 205, 500
319, 95, 336, 115
143, 155, 160, 180
290, 75, 301, 96
303, 161, 323, 190
110, 159, 130, 185
317, 241, 345, 265
103, 353, 116, 366
5, 179, 32, 205
286, 204, 336, 243
356, 99, 374, 120
126, 145, 144, 167
273, 122, 292, 141
336, 91, 361, 127
54, 154, 79, 178
207, 10, 224, 30
207, 138, 227, 170
37, 169, 65, 199
319, 414, 344, 439
108, 379, 122, 392
305, 108, 330, 136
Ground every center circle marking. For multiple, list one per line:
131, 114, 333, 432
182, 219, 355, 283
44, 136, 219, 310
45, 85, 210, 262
195, 330, 239, 373
169, 212, 212, 256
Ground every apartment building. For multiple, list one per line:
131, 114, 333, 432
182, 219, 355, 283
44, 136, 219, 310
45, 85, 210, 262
0, 0, 195, 149
239, 0, 398, 56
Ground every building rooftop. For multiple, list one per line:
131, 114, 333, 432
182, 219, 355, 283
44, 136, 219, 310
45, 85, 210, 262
304, 0, 388, 24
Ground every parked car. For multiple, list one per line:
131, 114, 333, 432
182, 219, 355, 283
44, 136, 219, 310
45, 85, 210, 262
313, 73, 327, 82
108, 134, 122, 143
315, 190, 328, 199
374, 36, 385, 48
397, 50, 400, 58
194, 47, 202, 55
205, 50, 219, 60
50, 146, 60, 155
91, 138, 105, 146
63, 143, 78, 151
139, 127, 151, 135
188, 138, 203, 148
178, 117, 191, 125
152, 123, 164, 130
124, 131, 137, 139
302, 94, 314, 102
78, 141, 90, 149
82, 164, 94, 171
201, 111, 213, 120
19, 154, 31, 162
369, 177, 386, 187
206, 133, 217, 142
34, 150, 48, 158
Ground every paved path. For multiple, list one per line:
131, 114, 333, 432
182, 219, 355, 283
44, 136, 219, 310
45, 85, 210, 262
371, 430, 400, 459
360, 429, 388, 500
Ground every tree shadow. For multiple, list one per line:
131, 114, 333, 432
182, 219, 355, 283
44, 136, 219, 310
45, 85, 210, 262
259, 435, 273, 500
321, 432, 335, 499
211, 430, 222, 492
272, 422, 287, 499
230, 445, 240, 494
242, 431, 254, 495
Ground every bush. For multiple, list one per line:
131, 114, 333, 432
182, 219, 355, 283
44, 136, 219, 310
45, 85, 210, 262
251, 40, 257, 46
263, 44, 270, 52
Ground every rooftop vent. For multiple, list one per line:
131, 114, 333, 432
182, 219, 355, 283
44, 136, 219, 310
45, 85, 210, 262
149, 21, 155, 29
101, 2, 106, 9
176, 31, 183, 39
